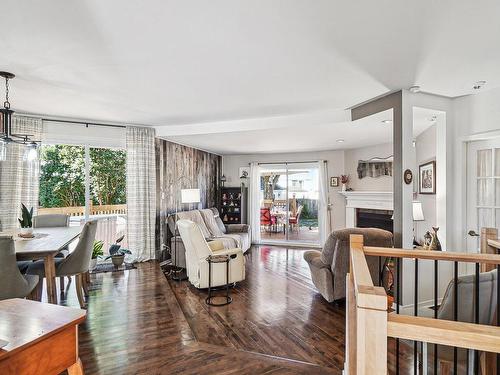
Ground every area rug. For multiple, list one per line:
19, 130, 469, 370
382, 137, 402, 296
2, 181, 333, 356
91, 263, 137, 274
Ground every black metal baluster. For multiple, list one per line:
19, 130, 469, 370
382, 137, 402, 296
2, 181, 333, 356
396, 257, 400, 375
378, 256, 382, 286
453, 261, 458, 375
474, 263, 480, 374
414, 259, 418, 375
434, 260, 438, 375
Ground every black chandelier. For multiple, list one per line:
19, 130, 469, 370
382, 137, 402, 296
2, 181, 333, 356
0, 71, 39, 161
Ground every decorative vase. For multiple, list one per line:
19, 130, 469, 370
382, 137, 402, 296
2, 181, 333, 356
111, 254, 125, 267
341, 183, 347, 192
89, 258, 98, 270
20, 227, 33, 236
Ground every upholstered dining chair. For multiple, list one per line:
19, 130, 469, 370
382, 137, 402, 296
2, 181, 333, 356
33, 214, 71, 290
177, 219, 245, 289
26, 220, 98, 308
0, 236, 39, 300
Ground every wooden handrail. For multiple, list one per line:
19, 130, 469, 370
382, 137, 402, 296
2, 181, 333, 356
487, 238, 500, 250
350, 235, 387, 311
346, 234, 500, 375
388, 314, 500, 354
346, 235, 387, 375
363, 246, 500, 265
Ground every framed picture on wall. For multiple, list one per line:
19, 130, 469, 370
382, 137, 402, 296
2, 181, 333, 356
419, 161, 436, 194
330, 176, 339, 187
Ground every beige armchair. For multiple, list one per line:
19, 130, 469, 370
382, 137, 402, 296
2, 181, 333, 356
177, 219, 245, 289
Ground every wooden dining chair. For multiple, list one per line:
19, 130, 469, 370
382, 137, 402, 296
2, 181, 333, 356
26, 220, 98, 308
33, 214, 72, 291
0, 236, 39, 300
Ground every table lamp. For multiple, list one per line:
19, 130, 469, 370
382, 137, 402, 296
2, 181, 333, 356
412, 201, 425, 247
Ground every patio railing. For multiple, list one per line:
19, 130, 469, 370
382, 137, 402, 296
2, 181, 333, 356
38, 204, 127, 217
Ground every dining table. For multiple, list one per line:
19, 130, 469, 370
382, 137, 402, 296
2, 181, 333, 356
0, 226, 83, 304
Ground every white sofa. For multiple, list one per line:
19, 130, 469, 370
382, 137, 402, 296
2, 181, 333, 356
167, 208, 251, 268
177, 219, 245, 289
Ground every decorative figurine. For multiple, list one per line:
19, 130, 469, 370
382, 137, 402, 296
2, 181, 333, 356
429, 227, 442, 251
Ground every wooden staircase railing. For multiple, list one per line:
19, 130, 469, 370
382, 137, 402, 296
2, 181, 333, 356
345, 234, 500, 375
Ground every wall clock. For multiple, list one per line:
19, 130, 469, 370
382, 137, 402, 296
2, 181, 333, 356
404, 169, 413, 184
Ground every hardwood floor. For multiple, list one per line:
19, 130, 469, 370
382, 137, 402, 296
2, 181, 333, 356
167, 246, 345, 371
54, 245, 412, 374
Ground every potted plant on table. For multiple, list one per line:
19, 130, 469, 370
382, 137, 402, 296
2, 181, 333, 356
90, 240, 104, 270
18, 203, 34, 237
104, 235, 131, 267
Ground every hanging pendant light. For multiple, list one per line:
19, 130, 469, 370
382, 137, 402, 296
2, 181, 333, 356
0, 71, 40, 161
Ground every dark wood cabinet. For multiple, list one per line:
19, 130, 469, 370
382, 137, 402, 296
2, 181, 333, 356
220, 187, 247, 224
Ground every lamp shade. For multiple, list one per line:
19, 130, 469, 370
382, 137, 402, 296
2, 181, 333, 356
181, 188, 200, 204
412, 201, 425, 221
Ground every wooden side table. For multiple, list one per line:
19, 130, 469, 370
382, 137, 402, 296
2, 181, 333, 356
0, 299, 86, 374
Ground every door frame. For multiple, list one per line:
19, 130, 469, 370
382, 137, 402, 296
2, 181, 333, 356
459, 129, 500, 252
255, 161, 322, 248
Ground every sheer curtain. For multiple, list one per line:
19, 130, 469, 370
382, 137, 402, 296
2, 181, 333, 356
248, 162, 261, 244
0, 116, 42, 230
126, 126, 156, 261
318, 160, 329, 246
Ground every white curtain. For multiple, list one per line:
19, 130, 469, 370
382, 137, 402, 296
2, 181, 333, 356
0, 116, 42, 230
248, 162, 261, 244
126, 126, 156, 262
318, 160, 329, 246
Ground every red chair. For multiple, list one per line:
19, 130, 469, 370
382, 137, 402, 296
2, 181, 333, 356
289, 205, 303, 233
260, 208, 276, 233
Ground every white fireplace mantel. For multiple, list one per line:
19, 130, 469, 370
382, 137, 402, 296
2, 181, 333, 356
339, 191, 393, 227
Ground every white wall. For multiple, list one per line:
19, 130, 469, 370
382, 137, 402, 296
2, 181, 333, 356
452, 86, 500, 253
402, 93, 452, 308
344, 142, 393, 191
223, 150, 346, 231
414, 124, 436, 243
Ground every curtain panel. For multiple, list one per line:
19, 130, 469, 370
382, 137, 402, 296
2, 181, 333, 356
248, 162, 261, 244
126, 126, 156, 262
0, 116, 42, 230
318, 160, 329, 246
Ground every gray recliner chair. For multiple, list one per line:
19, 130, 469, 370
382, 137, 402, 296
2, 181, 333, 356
0, 236, 39, 300
27, 220, 98, 308
303, 228, 393, 302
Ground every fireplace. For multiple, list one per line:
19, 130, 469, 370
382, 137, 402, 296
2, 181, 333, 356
356, 208, 393, 233
339, 191, 394, 229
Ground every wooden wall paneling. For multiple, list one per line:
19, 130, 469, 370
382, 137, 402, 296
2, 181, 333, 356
155, 139, 221, 255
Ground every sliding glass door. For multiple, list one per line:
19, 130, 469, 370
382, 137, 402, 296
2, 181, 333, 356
39, 144, 127, 254
258, 162, 320, 246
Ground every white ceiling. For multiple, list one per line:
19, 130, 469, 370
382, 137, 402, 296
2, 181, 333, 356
2, 0, 499, 153
169, 109, 394, 154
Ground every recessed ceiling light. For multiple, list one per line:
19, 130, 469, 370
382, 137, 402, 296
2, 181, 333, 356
473, 80, 487, 90
409, 85, 421, 93
336, 139, 345, 143
381, 120, 392, 124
